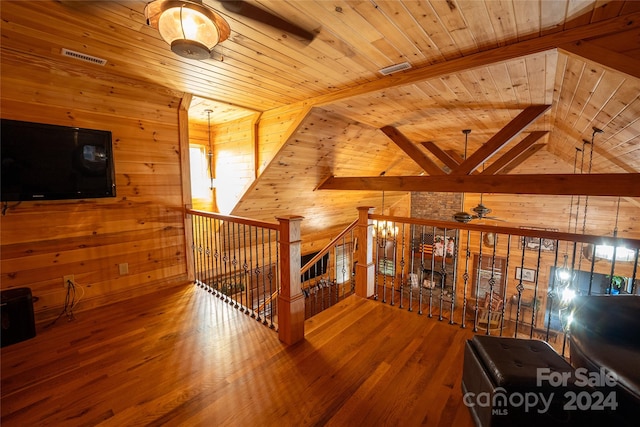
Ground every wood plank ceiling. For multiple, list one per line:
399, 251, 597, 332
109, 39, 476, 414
1, 1, 639, 237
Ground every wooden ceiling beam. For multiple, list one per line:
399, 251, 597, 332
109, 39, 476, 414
421, 141, 459, 171
481, 131, 548, 175
318, 174, 640, 197
450, 105, 551, 175
444, 150, 481, 175
559, 39, 640, 80
300, 12, 640, 109
380, 126, 445, 176
500, 144, 547, 174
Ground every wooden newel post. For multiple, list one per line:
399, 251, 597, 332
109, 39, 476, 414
355, 206, 375, 298
276, 215, 305, 345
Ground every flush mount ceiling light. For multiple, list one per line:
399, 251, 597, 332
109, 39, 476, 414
145, 0, 231, 60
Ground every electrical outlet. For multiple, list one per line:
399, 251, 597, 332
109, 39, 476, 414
63, 274, 74, 288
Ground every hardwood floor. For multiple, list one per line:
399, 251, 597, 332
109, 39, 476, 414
1, 283, 476, 426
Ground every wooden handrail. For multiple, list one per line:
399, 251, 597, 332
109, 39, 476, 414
300, 219, 359, 276
186, 208, 279, 230
369, 214, 640, 249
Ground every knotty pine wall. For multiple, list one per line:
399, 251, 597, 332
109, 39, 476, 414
0, 56, 190, 321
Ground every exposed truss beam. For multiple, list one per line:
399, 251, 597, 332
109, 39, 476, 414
380, 126, 445, 176
451, 105, 550, 175
559, 38, 640, 80
318, 174, 640, 197
500, 144, 547, 174
298, 12, 640, 109
481, 131, 548, 175
421, 141, 460, 171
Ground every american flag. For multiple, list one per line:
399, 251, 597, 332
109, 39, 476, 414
418, 233, 434, 255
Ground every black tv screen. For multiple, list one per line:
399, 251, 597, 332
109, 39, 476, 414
1, 119, 115, 201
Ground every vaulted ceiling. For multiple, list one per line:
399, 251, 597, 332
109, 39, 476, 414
2, 0, 639, 238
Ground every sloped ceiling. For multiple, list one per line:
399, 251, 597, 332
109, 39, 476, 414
1, 1, 639, 239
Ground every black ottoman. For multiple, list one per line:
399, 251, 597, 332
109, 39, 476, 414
462, 335, 587, 427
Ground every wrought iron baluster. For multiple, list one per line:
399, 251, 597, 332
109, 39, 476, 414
449, 228, 458, 325
268, 229, 274, 329
514, 237, 527, 337
461, 230, 471, 329
473, 234, 483, 333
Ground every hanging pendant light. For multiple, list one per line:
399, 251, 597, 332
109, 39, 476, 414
145, 0, 231, 60
453, 129, 473, 222
205, 109, 215, 189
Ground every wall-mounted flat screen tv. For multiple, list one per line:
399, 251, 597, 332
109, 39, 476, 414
1, 119, 116, 201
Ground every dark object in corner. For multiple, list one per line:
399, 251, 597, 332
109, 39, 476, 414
1, 287, 36, 347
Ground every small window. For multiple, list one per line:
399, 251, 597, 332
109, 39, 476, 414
190, 145, 210, 199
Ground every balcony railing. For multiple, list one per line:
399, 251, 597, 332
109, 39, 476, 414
300, 220, 357, 319
189, 210, 281, 329
365, 210, 640, 355
186, 207, 640, 350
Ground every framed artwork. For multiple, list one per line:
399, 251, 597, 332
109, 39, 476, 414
519, 227, 557, 252
472, 254, 507, 299
516, 267, 536, 283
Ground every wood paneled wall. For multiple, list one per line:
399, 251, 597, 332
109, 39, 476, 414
0, 53, 189, 321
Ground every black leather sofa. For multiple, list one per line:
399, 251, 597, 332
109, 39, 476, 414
568, 295, 640, 425
462, 294, 640, 426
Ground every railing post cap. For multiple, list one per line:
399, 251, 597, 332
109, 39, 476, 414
357, 206, 375, 212
275, 215, 305, 222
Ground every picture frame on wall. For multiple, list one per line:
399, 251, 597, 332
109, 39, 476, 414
515, 267, 536, 283
519, 227, 558, 252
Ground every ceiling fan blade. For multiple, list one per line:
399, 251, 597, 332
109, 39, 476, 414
219, 0, 315, 41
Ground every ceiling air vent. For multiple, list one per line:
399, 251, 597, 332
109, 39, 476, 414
378, 61, 411, 76
61, 48, 107, 66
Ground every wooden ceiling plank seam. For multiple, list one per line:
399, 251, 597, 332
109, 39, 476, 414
505, 58, 533, 107
563, 0, 597, 30
585, 83, 640, 146
559, 39, 640, 80
524, 53, 549, 105
429, 0, 480, 53
481, 131, 549, 175
567, 70, 625, 142
318, 173, 640, 197
540, 0, 568, 36
562, 63, 607, 134
0, 21, 309, 108
483, 0, 519, 45
498, 144, 547, 174
401, 0, 465, 61
379, 126, 446, 176
455, 0, 500, 48
348, 0, 427, 63
375, 1, 448, 64
512, 0, 542, 41
299, 10, 640, 110
450, 104, 551, 176
10, 0, 355, 105
297, 0, 398, 65
543, 50, 560, 106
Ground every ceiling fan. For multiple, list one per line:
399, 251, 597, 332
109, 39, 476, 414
144, 0, 315, 60
450, 130, 503, 223
453, 194, 503, 223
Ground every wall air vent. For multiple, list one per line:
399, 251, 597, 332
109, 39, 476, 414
378, 61, 412, 76
61, 48, 107, 66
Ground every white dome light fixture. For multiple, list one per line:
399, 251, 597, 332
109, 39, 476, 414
145, 0, 231, 60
